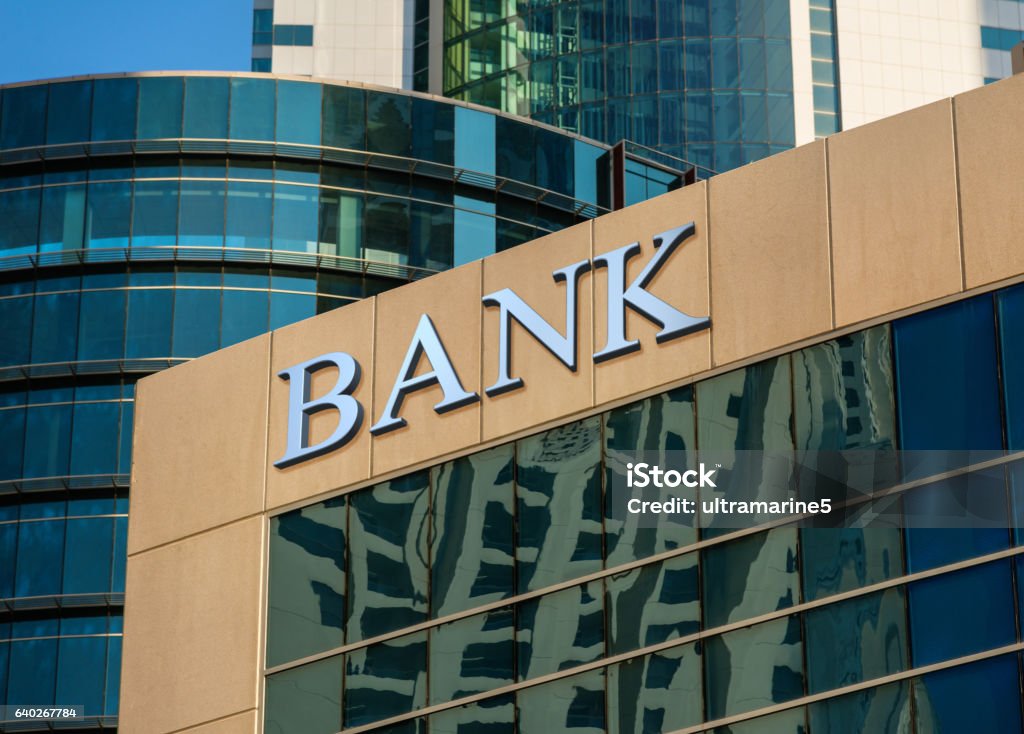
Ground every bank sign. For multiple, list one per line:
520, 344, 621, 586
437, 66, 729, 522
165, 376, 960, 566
275, 222, 710, 469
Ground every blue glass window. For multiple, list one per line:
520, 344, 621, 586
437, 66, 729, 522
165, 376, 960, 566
138, 77, 184, 139
56, 637, 108, 715
367, 92, 412, 156
63, 518, 114, 593
1, 84, 47, 150
221, 290, 268, 347
323, 85, 366, 149
454, 107, 495, 175
894, 295, 1003, 461
46, 81, 92, 145
172, 289, 221, 357
77, 290, 126, 360
39, 185, 87, 252
8, 639, 58, 705
0, 187, 41, 256
183, 77, 229, 139
903, 468, 1010, 572
272, 183, 318, 252
178, 180, 225, 247
998, 284, 1024, 450
230, 78, 275, 141
132, 179, 179, 247
86, 181, 132, 248
226, 181, 273, 249
15, 518, 65, 595
277, 81, 321, 145
913, 654, 1021, 731
91, 78, 137, 142
907, 559, 1016, 666
69, 403, 120, 476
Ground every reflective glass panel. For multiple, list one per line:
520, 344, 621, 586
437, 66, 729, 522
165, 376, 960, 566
517, 582, 604, 680
704, 615, 804, 720
39, 185, 86, 252
132, 179, 179, 247
183, 77, 229, 139
267, 498, 346, 668
91, 78, 137, 141
430, 445, 514, 617
277, 81, 321, 145
606, 552, 699, 655
46, 81, 92, 145
517, 668, 605, 734
265, 656, 343, 734
429, 607, 514, 702
912, 654, 1021, 733
347, 473, 430, 642
998, 283, 1024, 450
809, 681, 909, 734
804, 587, 908, 693
344, 631, 427, 727
137, 77, 184, 139
230, 78, 275, 141
516, 417, 602, 593
702, 528, 799, 627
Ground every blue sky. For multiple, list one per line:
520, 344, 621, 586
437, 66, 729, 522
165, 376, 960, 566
0, 0, 253, 85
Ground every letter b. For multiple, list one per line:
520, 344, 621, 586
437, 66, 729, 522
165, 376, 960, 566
275, 352, 363, 469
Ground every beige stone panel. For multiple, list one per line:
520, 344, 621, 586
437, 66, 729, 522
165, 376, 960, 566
709, 140, 832, 365
371, 262, 482, 475
829, 99, 962, 326
120, 517, 263, 734
481, 223, 594, 440
955, 74, 1024, 288
265, 298, 374, 511
173, 710, 258, 734
593, 183, 711, 404
129, 335, 269, 555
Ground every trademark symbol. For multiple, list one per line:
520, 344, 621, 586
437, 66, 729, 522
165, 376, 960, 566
715, 463, 722, 468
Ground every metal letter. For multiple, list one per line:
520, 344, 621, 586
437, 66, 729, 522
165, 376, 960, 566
369, 314, 479, 436
482, 259, 591, 397
275, 352, 363, 469
593, 222, 709, 362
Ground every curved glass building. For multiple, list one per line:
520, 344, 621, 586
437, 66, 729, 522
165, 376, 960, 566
440, 0, 798, 171
0, 72, 684, 729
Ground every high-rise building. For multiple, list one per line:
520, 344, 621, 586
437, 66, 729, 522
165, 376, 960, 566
0, 72, 683, 730
255, 0, 1023, 171
119, 74, 1024, 734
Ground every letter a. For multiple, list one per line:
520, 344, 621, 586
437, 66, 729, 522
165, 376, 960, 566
370, 314, 479, 436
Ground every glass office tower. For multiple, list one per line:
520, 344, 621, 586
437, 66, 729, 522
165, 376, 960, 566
0, 72, 682, 730
265, 283, 1024, 733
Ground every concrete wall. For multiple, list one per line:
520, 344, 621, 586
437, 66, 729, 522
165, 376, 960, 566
121, 73, 1024, 733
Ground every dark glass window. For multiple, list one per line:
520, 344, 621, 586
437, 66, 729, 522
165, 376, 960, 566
998, 283, 1024, 450
7, 639, 58, 705
69, 403, 119, 477
62, 518, 114, 593
903, 468, 1009, 572
606, 552, 699, 654
77, 290, 126, 360
518, 669, 605, 732
137, 77, 184, 139
913, 654, 1021, 732
429, 608, 514, 701
800, 525, 904, 601
607, 645, 702, 733
15, 518, 65, 595
516, 417, 602, 593
267, 499, 346, 668
270, 292, 316, 330
39, 185, 87, 252
183, 77, 230, 139
0, 187, 41, 256
221, 289, 268, 347
907, 559, 1016, 666
171, 289, 221, 357
809, 680, 909, 734
702, 528, 799, 627
323, 85, 366, 150
86, 181, 132, 248
430, 446, 514, 617
46, 81, 92, 145
30, 291, 79, 364
1, 84, 47, 150
367, 92, 411, 156
91, 78, 138, 141
347, 473, 430, 643
411, 97, 454, 165
704, 615, 804, 720
893, 295, 1003, 461
805, 588, 907, 693
344, 632, 427, 727
517, 582, 604, 680
126, 288, 173, 358
430, 694, 513, 732
265, 657, 343, 734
